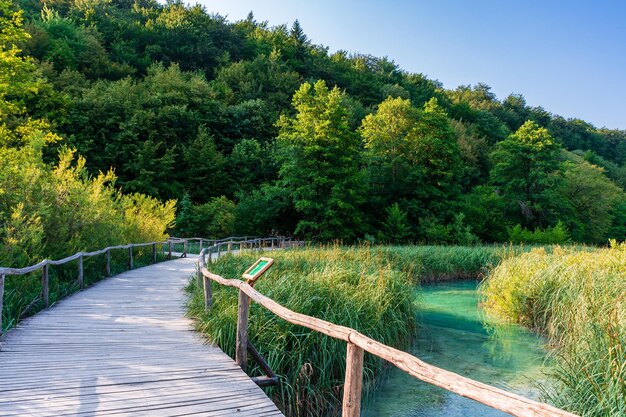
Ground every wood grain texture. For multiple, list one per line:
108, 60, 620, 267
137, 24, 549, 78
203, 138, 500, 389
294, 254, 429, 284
0, 257, 282, 417
342, 343, 364, 417
235, 290, 249, 370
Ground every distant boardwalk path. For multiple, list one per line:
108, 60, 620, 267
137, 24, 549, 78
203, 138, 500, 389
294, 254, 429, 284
0, 256, 283, 416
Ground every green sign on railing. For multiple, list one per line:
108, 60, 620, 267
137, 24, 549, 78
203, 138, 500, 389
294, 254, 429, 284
242, 257, 274, 283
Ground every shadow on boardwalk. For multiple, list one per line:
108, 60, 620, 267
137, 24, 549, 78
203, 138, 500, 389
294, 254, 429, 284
0, 257, 283, 417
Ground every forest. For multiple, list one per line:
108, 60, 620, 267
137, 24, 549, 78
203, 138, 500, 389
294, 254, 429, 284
3, 0, 626, 266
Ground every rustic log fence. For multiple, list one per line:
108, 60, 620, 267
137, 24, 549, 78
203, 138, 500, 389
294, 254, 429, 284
0, 236, 301, 335
197, 248, 578, 417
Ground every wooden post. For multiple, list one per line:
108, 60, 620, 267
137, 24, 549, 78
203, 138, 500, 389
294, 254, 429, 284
106, 249, 111, 276
0, 274, 5, 335
128, 246, 134, 270
168, 241, 172, 259
217, 244, 221, 259
342, 343, 364, 417
152, 243, 157, 264
42, 263, 49, 308
183, 240, 188, 258
203, 274, 213, 311
227, 240, 232, 254
78, 254, 84, 289
235, 289, 250, 370
271, 238, 275, 251
199, 239, 203, 252
196, 250, 204, 288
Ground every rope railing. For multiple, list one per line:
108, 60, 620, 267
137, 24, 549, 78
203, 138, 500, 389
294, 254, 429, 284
197, 248, 579, 417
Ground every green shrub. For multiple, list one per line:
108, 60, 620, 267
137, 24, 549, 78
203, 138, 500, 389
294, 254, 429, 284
507, 221, 570, 244
420, 213, 479, 245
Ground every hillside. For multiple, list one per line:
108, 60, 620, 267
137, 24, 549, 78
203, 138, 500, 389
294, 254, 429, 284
7, 0, 626, 245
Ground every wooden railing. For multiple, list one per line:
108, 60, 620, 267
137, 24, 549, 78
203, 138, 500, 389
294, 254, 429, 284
0, 236, 301, 334
197, 248, 578, 417
170, 236, 302, 259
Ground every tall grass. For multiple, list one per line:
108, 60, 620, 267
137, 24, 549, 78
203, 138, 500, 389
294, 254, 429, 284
382, 245, 505, 281
481, 243, 626, 416
187, 245, 417, 417
187, 244, 510, 416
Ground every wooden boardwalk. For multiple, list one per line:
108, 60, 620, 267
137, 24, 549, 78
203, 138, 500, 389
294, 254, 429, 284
0, 256, 283, 416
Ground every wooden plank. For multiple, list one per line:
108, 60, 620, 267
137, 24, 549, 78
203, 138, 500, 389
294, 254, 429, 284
0, 256, 281, 417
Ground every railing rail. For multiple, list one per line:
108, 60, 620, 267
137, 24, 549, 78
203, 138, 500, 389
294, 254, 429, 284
197, 248, 578, 417
0, 236, 302, 334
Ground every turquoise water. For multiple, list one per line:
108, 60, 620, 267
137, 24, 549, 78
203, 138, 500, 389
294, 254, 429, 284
363, 280, 550, 417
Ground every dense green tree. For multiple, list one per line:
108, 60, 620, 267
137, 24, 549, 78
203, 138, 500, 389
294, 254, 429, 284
7, 0, 626, 244
187, 196, 236, 238
451, 119, 490, 190
234, 184, 297, 236
577, 150, 626, 188
0, 0, 38, 120
608, 201, 626, 241
361, 97, 463, 232
381, 203, 411, 243
227, 138, 274, 195
277, 80, 364, 240
401, 98, 464, 224
63, 63, 216, 199
0, 1, 174, 267
558, 155, 624, 243
181, 128, 229, 202
360, 96, 420, 208
461, 185, 508, 242
214, 53, 301, 113
490, 121, 564, 228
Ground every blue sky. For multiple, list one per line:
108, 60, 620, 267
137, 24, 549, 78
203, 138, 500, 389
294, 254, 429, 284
198, 1, 626, 129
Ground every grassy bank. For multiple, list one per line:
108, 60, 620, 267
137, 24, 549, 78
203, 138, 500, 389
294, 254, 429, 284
186, 244, 508, 416
382, 245, 504, 282
481, 243, 626, 416
187, 245, 416, 416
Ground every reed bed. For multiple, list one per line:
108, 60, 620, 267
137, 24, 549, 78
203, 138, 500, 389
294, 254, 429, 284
187, 244, 511, 416
187, 245, 417, 417
481, 243, 626, 416
382, 245, 505, 282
